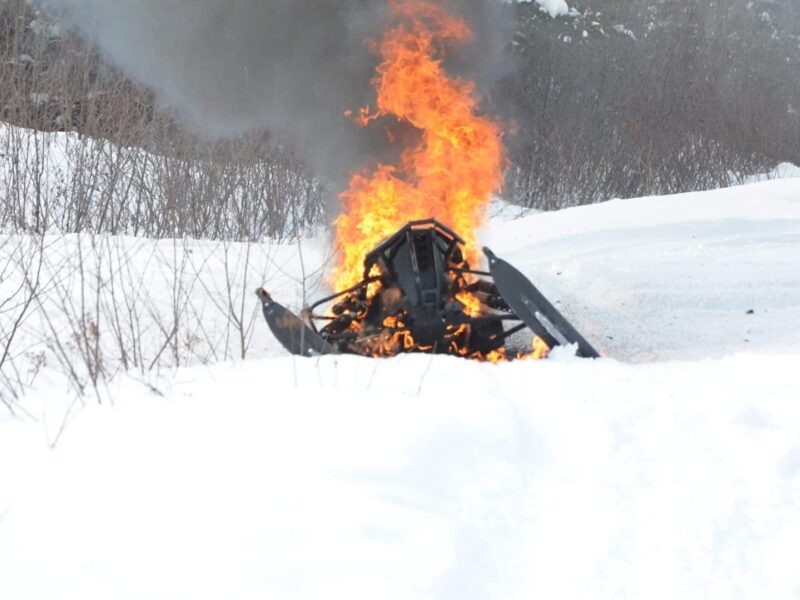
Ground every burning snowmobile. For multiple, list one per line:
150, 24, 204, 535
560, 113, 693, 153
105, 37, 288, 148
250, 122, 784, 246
257, 219, 599, 360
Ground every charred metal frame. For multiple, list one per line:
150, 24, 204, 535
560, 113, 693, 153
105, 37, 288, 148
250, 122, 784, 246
258, 218, 600, 359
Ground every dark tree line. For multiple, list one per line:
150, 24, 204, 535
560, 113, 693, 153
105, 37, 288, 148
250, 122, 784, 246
499, 0, 800, 208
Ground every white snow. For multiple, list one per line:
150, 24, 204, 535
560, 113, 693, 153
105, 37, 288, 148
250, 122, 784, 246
484, 177, 800, 362
2, 175, 800, 598
535, 0, 571, 19
741, 161, 800, 184
1, 353, 799, 599
509, 0, 571, 19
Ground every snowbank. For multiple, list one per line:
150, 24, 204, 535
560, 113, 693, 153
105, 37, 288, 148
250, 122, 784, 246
1, 352, 799, 599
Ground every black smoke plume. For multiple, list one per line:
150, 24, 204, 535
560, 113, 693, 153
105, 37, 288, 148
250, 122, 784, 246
36, 0, 511, 186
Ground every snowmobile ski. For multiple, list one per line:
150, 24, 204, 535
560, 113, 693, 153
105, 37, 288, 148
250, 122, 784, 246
483, 248, 600, 358
256, 288, 337, 357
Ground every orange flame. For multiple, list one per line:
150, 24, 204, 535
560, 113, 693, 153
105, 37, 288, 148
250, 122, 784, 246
484, 336, 550, 363
332, 0, 506, 290
455, 290, 482, 317
525, 336, 551, 360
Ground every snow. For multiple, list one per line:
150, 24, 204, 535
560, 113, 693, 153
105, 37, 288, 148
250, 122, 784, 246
2, 175, 800, 598
510, 0, 571, 19
2, 354, 799, 599
741, 161, 800, 184
484, 177, 800, 362
535, 0, 570, 19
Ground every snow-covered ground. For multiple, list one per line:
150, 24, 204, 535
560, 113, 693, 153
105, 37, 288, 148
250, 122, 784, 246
485, 176, 800, 362
1, 177, 799, 599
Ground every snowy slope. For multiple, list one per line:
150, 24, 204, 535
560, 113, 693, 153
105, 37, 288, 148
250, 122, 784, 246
484, 177, 800, 362
1, 178, 800, 599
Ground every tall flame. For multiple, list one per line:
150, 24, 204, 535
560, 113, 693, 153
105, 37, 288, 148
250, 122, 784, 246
332, 0, 506, 290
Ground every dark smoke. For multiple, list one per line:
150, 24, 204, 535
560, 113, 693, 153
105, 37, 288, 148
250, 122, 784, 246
36, 0, 511, 187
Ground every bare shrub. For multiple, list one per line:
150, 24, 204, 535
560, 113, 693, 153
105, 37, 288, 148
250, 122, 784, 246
500, 0, 800, 208
0, 232, 299, 406
0, 1, 326, 241
0, 233, 45, 410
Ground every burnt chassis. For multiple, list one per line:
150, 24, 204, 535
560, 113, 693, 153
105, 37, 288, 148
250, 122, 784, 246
257, 219, 599, 359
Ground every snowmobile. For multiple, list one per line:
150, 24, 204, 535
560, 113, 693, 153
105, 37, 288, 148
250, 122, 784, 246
256, 219, 599, 359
